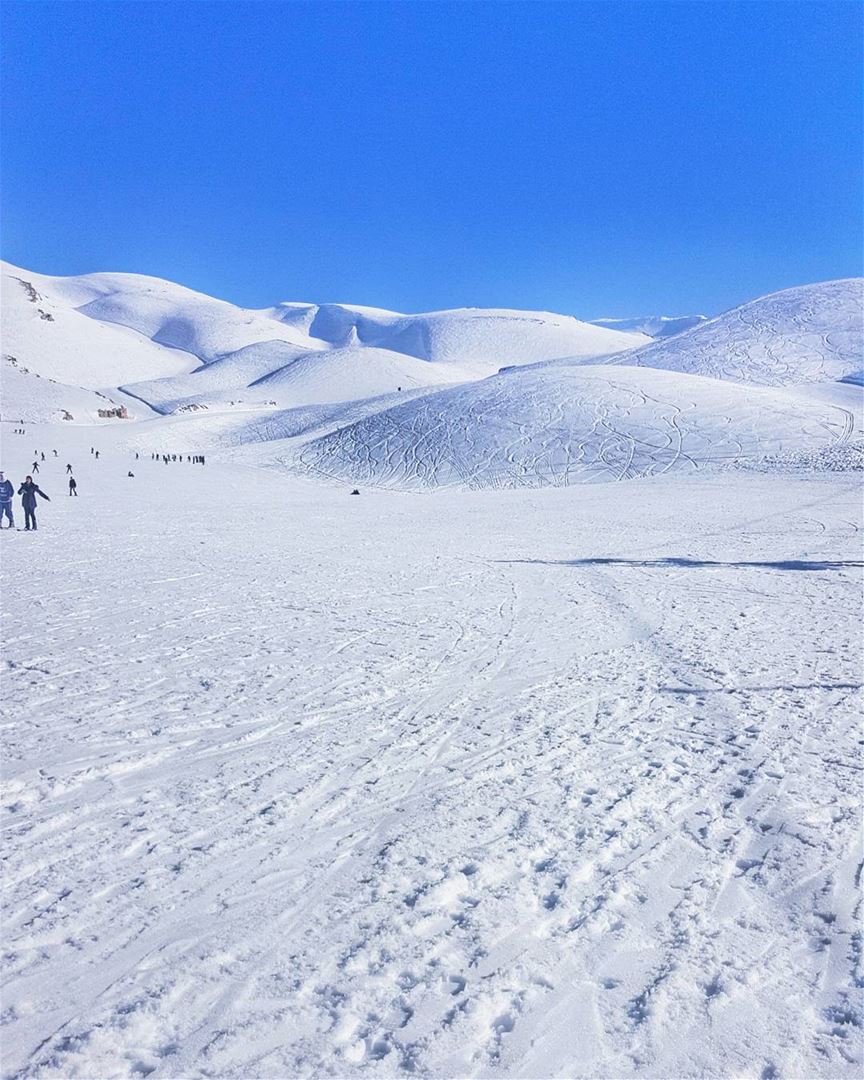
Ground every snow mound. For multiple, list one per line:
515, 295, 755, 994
247, 343, 462, 405
602, 279, 863, 386
121, 342, 461, 415
591, 314, 709, 338
119, 340, 315, 413
293, 364, 852, 489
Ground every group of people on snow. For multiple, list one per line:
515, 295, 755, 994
0, 471, 50, 531
2, 446, 81, 529
3, 437, 210, 531
151, 453, 206, 464
3, 445, 205, 531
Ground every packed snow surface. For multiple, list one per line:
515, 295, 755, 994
1, 425, 862, 1079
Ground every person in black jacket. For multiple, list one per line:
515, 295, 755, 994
68, 476, 78, 496
18, 477, 50, 530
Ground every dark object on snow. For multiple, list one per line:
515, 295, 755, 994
68, 477, 77, 495
350, 489, 360, 495
127, 471, 135, 477
18, 478, 50, 530
66, 464, 73, 474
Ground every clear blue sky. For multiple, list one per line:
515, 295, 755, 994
2, 1, 861, 317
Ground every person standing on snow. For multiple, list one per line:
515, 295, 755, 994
31, 460, 39, 473
68, 476, 78, 496
0, 472, 15, 529
66, 463, 73, 474
18, 476, 50, 530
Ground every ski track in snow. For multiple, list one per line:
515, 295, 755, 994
1, 430, 862, 1079
292, 366, 858, 491
600, 279, 863, 387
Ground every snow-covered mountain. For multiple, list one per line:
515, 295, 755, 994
270, 277, 862, 489
599, 279, 863, 386
2, 262, 860, 486
590, 314, 709, 338
1, 262, 649, 421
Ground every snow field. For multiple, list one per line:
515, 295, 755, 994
1, 425, 862, 1078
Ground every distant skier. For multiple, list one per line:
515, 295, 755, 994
66, 463, 73, 474
18, 477, 50, 531
68, 476, 78, 496
40, 452, 45, 461
53, 450, 58, 457
95, 450, 100, 459
32, 460, 39, 473
0, 471, 14, 529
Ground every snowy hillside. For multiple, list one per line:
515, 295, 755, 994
25, 265, 314, 360
0, 361, 131, 424
294, 364, 857, 489
1, 262, 649, 420
270, 303, 650, 372
121, 342, 467, 415
601, 279, 864, 386
112, 302, 648, 412
591, 314, 709, 338
1, 265, 196, 390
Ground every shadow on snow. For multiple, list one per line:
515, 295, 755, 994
497, 557, 864, 572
